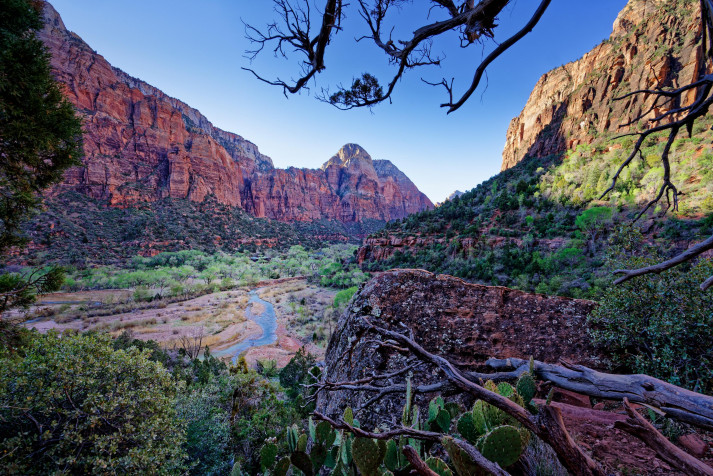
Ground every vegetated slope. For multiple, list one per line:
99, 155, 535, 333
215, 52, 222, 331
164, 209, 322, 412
12, 192, 387, 267
358, 1, 713, 299
39, 2, 432, 223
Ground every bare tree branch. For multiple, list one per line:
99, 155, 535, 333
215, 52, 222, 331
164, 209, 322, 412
354, 319, 606, 476
487, 357, 713, 430
442, 0, 552, 113
246, 0, 551, 110
615, 398, 713, 476
402, 445, 441, 476
612, 234, 713, 289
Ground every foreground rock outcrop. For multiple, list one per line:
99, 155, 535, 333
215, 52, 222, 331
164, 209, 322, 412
502, 0, 705, 169
40, 3, 432, 222
317, 269, 602, 427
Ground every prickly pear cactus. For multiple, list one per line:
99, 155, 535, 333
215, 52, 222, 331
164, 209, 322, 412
457, 412, 479, 444
442, 436, 481, 476
516, 373, 537, 405
426, 457, 454, 476
259, 443, 278, 471
352, 437, 383, 476
477, 425, 524, 467
274, 456, 291, 476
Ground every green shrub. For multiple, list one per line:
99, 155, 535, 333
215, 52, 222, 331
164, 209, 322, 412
590, 253, 713, 393
333, 286, 358, 309
0, 332, 186, 474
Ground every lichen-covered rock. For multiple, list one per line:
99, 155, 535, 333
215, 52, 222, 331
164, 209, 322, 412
317, 269, 604, 428
502, 0, 705, 170
39, 3, 432, 222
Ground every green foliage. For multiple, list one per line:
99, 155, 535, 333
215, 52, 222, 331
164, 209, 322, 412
176, 377, 233, 476
590, 232, 713, 393
279, 347, 319, 412
478, 425, 524, 467
0, 266, 65, 315
0, 332, 186, 474
575, 206, 613, 231
334, 286, 359, 308
20, 192, 385, 266
230, 366, 302, 473
329, 73, 384, 108
362, 115, 713, 300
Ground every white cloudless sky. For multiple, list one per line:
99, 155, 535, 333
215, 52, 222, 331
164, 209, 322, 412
48, 1, 628, 203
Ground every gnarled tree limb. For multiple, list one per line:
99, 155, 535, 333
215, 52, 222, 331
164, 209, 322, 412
487, 357, 713, 430
615, 398, 713, 476
613, 234, 713, 290
360, 319, 606, 476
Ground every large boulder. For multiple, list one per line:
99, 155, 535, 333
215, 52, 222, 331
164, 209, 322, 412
317, 269, 604, 428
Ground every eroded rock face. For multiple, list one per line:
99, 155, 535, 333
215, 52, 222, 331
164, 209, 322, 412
40, 3, 432, 222
317, 269, 602, 428
242, 145, 433, 222
502, 0, 705, 170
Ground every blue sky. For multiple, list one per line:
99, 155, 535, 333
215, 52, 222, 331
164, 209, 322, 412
49, 1, 628, 203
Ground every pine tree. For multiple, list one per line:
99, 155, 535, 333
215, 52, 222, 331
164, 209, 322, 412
0, 0, 83, 319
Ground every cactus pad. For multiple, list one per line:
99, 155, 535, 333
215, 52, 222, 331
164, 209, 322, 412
297, 433, 308, 452
435, 408, 452, 432
290, 451, 314, 476
274, 457, 291, 476
426, 457, 453, 476
259, 443, 278, 471
497, 382, 515, 397
442, 436, 481, 476
457, 412, 479, 444
384, 439, 399, 471
352, 437, 382, 476
472, 400, 488, 435
516, 373, 537, 404
343, 406, 354, 426
479, 425, 524, 467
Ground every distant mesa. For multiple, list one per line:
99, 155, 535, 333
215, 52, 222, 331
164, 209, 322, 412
39, 2, 432, 224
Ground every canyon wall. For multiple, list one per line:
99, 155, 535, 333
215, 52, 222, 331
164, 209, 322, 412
40, 3, 432, 222
502, 0, 705, 170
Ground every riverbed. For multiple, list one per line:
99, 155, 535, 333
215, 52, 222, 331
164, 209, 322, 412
212, 290, 278, 362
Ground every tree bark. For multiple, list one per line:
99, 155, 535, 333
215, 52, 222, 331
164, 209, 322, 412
487, 358, 713, 430
615, 399, 713, 476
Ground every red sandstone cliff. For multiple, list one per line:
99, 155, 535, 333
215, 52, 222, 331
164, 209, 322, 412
40, 3, 432, 222
502, 0, 705, 170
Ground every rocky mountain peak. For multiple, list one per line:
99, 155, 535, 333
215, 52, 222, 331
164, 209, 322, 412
321, 143, 373, 170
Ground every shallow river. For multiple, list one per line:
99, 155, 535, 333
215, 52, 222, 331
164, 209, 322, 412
212, 289, 278, 362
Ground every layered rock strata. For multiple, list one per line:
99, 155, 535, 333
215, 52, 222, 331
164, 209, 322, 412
40, 3, 432, 222
502, 0, 705, 169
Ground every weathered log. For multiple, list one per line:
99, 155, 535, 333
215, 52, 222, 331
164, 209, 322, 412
486, 358, 713, 430
615, 398, 713, 476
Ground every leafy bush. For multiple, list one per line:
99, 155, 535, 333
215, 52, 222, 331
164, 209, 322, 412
176, 377, 233, 476
589, 233, 713, 393
0, 332, 187, 474
333, 286, 358, 309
